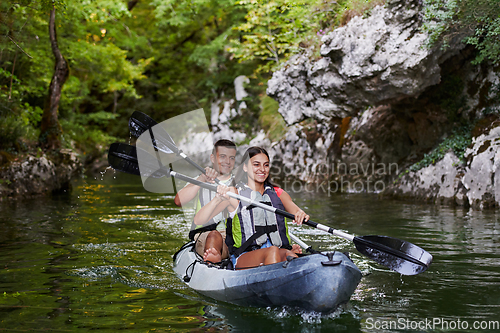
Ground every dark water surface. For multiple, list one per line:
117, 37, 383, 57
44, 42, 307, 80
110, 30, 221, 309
1, 172, 499, 332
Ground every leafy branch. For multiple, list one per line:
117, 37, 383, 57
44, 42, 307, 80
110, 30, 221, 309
422, 0, 500, 65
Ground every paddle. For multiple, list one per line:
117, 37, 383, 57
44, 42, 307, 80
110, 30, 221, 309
108, 143, 433, 275
128, 111, 223, 184
289, 233, 317, 254
128, 111, 319, 252
108, 142, 314, 254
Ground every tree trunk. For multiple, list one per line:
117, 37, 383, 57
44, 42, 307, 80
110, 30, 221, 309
39, 6, 69, 150
128, 0, 139, 11
8, 51, 17, 101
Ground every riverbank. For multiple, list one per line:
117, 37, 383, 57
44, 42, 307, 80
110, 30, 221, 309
0, 149, 82, 200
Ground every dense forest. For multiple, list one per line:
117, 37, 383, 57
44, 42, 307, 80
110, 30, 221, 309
1, 0, 499, 167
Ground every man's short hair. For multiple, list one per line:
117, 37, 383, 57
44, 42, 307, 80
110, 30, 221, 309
213, 139, 237, 154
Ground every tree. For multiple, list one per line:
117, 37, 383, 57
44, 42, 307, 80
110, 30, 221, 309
0, 0, 151, 154
229, 0, 308, 68
39, 4, 68, 149
227, 0, 338, 73
132, 0, 249, 118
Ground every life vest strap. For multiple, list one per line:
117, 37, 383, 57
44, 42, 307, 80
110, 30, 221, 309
188, 223, 217, 240
232, 225, 278, 257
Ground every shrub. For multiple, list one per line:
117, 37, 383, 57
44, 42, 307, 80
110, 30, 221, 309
408, 125, 472, 172
422, 0, 500, 65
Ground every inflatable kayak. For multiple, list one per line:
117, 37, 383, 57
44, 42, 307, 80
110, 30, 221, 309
172, 242, 363, 312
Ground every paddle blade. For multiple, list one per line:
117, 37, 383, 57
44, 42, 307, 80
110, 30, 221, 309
354, 235, 433, 275
129, 111, 158, 137
108, 143, 141, 176
129, 111, 175, 154
108, 143, 166, 179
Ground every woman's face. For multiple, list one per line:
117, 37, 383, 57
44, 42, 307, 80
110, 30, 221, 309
243, 153, 269, 184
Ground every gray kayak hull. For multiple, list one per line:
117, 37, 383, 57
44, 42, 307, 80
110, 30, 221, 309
173, 242, 362, 312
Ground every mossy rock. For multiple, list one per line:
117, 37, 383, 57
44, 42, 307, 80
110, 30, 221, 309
258, 96, 287, 142
471, 114, 500, 138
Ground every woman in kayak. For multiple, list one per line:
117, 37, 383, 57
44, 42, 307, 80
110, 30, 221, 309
194, 146, 309, 269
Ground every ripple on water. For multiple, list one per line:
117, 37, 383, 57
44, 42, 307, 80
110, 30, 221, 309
195, 301, 362, 331
118, 205, 181, 213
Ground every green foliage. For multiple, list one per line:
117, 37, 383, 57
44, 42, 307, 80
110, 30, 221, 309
0, 114, 27, 151
0, 0, 151, 154
228, 0, 337, 72
22, 103, 43, 127
60, 111, 118, 161
228, 0, 384, 72
131, 0, 250, 118
259, 95, 286, 142
229, 0, 308, 69
0, 102, 42, 151
422, 0, 500, 65
466, 17, 500, 65
408, 126, 472, 172
3, 291, 22, 297
0, 0, 389, 160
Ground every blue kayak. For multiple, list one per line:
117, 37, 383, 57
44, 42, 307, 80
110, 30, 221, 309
172, 242, 362, 312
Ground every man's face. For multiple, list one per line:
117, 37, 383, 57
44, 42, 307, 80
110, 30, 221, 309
211, 146, 236, 176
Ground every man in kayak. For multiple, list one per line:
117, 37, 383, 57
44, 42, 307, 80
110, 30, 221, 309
194, 146, 308, 268
174, 139, 237, 263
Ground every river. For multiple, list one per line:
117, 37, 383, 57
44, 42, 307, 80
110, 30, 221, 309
1, 172, 499, 332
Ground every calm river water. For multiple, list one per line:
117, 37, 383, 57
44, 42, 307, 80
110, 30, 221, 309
1, 172, 499, 332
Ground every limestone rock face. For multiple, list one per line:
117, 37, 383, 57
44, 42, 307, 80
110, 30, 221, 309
210, 76, 250, 144
267, 0, 465, 125
383, 152, 463, 205
265, 0, 500, 209
270, 123, 334, 185
463, 126, 500, 209
0, 149, 81, 199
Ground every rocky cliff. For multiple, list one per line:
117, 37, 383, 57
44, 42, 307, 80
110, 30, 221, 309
0, 149, 82, 200
264, 0, 500, 209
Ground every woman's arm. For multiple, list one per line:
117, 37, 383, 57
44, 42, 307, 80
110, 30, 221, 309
279, 190, 309, 225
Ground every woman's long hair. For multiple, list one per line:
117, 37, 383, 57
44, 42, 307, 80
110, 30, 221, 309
233, 146, 277, 187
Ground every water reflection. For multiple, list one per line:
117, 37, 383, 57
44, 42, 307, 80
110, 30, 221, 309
0, 174, 499, 332
198, 303, 363, 332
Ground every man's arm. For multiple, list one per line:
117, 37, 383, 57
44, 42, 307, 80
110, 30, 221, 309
173, 167, 218, 207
